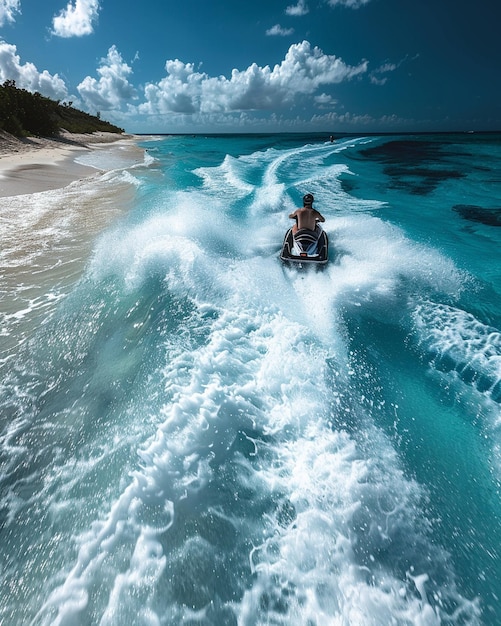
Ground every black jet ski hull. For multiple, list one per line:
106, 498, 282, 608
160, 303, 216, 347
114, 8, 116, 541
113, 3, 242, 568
280, 227, 329, 265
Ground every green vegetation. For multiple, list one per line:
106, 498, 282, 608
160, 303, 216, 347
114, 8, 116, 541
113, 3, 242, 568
0, 80, 124, 137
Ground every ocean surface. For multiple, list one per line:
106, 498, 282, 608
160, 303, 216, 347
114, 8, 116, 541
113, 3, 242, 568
1, 132, 501, 625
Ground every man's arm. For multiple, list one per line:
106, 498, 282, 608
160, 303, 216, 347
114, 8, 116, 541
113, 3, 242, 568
315, 210, 325, 222
289, 209, 298, 219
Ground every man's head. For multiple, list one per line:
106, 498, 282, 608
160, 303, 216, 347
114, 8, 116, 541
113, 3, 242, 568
303, 193, 314, 207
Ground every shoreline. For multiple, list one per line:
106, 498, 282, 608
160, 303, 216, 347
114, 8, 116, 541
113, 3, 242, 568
0, 130, 139, 197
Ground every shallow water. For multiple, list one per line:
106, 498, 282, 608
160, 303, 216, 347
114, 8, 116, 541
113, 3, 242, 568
1, 132, 501, 625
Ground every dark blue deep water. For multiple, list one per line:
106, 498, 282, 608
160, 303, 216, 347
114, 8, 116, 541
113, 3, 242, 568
1, 132, 501, 624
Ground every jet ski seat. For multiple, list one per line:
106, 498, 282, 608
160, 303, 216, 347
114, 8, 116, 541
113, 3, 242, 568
293, 226, 321, 254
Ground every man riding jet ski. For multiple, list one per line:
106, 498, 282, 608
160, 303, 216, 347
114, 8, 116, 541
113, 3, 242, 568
280, 193, 329, 265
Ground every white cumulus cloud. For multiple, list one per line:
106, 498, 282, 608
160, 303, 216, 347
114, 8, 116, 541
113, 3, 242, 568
139, 41, 367, 117
327, 0, 371, 7
369, 56, 415, 85
266, 24, 295, 36
314, 92, 337, 108
0, 0, 20, 26
286, 0, 309, 16
77, 45, 137, 111
370, 62, 396, 85
52, 0, 100, 38
0, 41, 68, 100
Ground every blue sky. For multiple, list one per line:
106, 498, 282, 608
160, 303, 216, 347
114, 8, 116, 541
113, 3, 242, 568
0, 0, 499, 133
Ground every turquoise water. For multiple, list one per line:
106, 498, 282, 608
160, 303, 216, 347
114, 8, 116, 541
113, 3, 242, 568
1, 132, 501, 624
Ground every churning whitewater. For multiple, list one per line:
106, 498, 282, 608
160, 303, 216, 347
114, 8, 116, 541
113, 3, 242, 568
1, 133, 501, 625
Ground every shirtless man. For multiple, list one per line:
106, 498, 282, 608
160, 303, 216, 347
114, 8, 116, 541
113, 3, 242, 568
288, 193, 325, 235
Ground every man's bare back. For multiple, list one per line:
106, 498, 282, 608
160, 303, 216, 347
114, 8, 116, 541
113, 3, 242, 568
289, 193, 325, 235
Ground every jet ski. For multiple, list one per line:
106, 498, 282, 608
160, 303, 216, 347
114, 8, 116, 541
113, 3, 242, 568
280, 224, 329, 266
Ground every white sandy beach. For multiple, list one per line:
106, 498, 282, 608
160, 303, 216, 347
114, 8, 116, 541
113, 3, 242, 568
0, 130, 138, 197
0, 130, 145, 365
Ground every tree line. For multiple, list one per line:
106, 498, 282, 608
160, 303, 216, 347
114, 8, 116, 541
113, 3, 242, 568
0, 80, 124, 137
